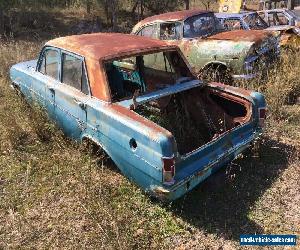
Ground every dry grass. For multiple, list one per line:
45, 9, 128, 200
0, 8, 300, 250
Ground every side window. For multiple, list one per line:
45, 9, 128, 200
276, 12, 289, 25
39, 49, 59, 80
223, 18, 243, 30
62, 53, 89, 95
137, 25, 157, 38
267, 13, 276, 26
160, 22, 181, 40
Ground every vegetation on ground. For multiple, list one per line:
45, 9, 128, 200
0, 4, 299, 249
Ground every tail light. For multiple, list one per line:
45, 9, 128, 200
258, 107, 267, 127
162, 156, 175, 185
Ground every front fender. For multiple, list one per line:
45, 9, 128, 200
178, 39, 253, 75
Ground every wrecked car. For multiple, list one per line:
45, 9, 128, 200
257, 8, 300, 28
10, 33, 267, 201
216, 11, 300, 48
132, 10, 280, 83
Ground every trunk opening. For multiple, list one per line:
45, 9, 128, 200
135, 86, 252, 155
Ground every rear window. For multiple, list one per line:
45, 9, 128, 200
104, 50, 193, 102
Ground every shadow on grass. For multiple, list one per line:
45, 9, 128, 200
170, 138, 296, 240
3, 9, 94, 42
3, 8, 134, 43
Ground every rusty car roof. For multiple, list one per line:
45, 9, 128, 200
46, 33, 175, 60
207, 29, 273, 43
137, 9, 211, 26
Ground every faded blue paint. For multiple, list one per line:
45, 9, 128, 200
10, 48, 266, 201
118, 79, 202, 108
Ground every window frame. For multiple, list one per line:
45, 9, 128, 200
159, 21, 183, 41
221, 17, 244, 31
102, 48, 192, 103
37, 46, 61, 81
183, 13, 220, 38
274, 11, 290, 25
136, 23, 159, 39
37, 46, 91, 96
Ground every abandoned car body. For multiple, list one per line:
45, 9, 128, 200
10, 33, 267, 201
132, 10, 280, 82
216, 11, 300, 48
257, 9, 300, 28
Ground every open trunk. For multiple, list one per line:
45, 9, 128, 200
104, 48, 253, 156
135, 85, 252, 155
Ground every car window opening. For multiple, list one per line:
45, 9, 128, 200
104, 50, 192, 102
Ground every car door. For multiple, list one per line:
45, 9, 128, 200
54, 51, 90, 140
33, 47, 60, 119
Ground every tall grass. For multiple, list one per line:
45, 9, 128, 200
0, 41, 184, 249
0, 24, 299, 249
240, 48, 300, 119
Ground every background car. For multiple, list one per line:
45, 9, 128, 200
132, 9, 280, 84
216, 10, 300, 48
257, 8, 300, 27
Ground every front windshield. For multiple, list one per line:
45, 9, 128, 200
243, 13, 268, 29
183, 13, 224, 38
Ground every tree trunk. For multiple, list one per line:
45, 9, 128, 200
287, 0, 295, 9
111, 0, 117, 31
86, 0, 91, 14
0, 8, 4, 35
185, 0, 190, 10
140, 0, 144, 19
131, 0, 139, 21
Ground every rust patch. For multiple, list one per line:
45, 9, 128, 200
208, 30, 274, 43
136, 9, 210, 28
46, 33, 172, 62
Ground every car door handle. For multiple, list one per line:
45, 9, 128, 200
74, 99, 87, 110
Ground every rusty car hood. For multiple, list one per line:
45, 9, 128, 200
177, 38, 253, 68
265, 25, 300, 35
207, 30, 273, 44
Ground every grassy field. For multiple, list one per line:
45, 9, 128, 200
0, 8, 300, 250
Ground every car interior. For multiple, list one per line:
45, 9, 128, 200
104, 50, 192, 102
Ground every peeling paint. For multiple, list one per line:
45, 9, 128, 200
10, 33, 267, 201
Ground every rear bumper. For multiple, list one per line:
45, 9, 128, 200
150, 131, 261, 201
